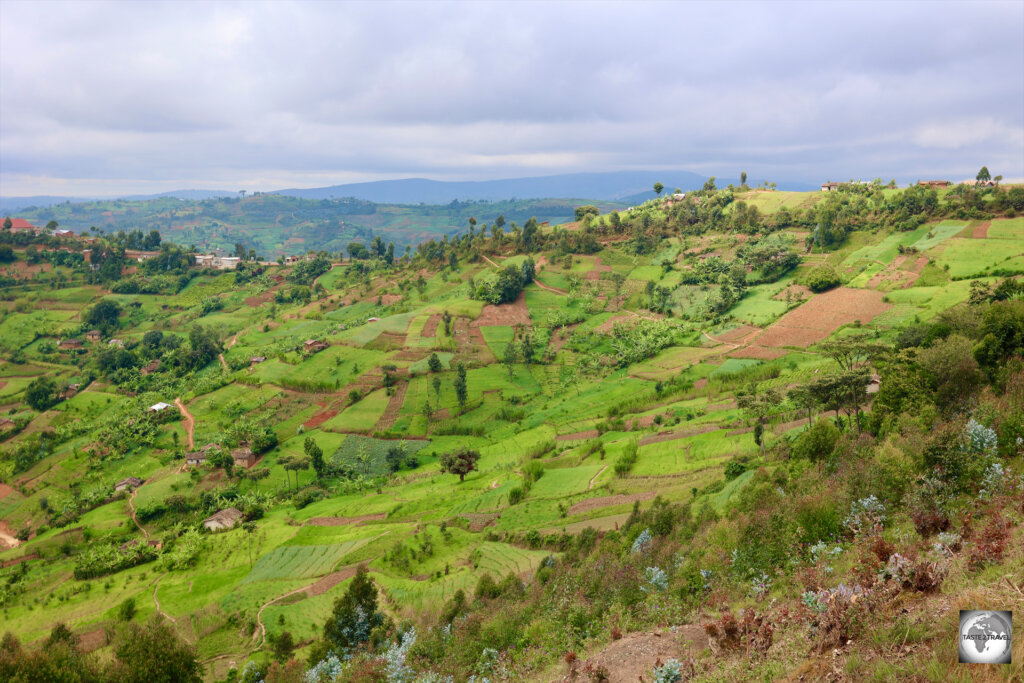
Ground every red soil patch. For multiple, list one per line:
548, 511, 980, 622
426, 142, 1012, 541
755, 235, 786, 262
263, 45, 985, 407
0, 483, 15, 500
458, 512, 499, 531
375, 382, 408, 431
1, 553, 36, 568
972, 221, 990, 239
727, 345, 787, 360
707, 399, 736, 411
572, 629, 708, 683
716, 324, 760, 343
595, 315, 636, 334
305, 513, 386, 526
0, 380, 7, 392
693, 378, 708, 390
639, 424, 720, 446
421, 314, 441, 338
306, 566, 359, 596
625, 415, 656, 430
556, 429, 600, 442
379, 294, 402, 306
78, 628, 107, 653
548, 322, 579, 353
303, 409, 338, 429
584, 256, 613, 281
753, 287, 891, 348
472, 291, 532, 327
568, 491, 656, 516
245, 288, 277, 307
908, 256, 929, 273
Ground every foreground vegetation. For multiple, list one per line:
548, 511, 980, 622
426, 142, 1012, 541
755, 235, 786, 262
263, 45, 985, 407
1, 177, 1022, 681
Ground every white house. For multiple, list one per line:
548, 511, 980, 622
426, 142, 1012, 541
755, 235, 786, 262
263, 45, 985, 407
203, 507, 244, 531
149, 402, 172, 413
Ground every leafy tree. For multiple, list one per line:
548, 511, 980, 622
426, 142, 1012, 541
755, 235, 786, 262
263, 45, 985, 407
805, 265, 841, 292
431, 375, 442, 406
0, 245, 13, 262
24, 377, 58, 412
427, 352, 442, 373
976, 166, 991, 184
142, 329, 163, 350
118, 597, 137, 622
305, 437, 325, 479
502, 339, 518, 378
793, 420, 840, 462
520, 334, 535, 367
272, 631, 294, 663
108, 618, 202, 683
453, 362, 468, 412
83, 299, 122, 334
653, 182, 664, 196
439, 447, 480, 482
574, 205, 599, 221
322, 564, 387, 653
740, 171, 748, 187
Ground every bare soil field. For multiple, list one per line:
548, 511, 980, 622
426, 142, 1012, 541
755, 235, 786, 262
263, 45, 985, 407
568, 491, 656, 516
421, 314, 441, 338
753, 287, 891, 348
471, 291, 532, 327
772, 283, 812, 301
972, 221, 990, 239
305, 513, 386, 526
303, 409, 338, 429
727, 345, 788, 360
639, 424, 720, 446
567, 628, 708, 683
306, 565, 359, 596
555, 429, 600, 442
375, 382, 408, 431
584, 256, 612, 281
716, 324, 761, 343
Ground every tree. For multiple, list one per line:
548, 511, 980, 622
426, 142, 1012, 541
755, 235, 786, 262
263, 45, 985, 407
83, 299, 122, 334
0, 245, 13, 262
653, 182, 664, 196
283, 455, 310, 490
439, 447, 480, 482
502, 339, 518, 378
976, 166, 991, 185
805, 265, 841, 292
305, 437, 325, 480
427, 352, 442, 373
431, 375, 442, 406
520, 334, 535, 367
3, 217, 12, 230
322, 564, 387, 653
272, 631, 294, 663
740, 171, 748, 187
109, 618, 202, 683
25, 377, 58, 412
453, 362, 468, 412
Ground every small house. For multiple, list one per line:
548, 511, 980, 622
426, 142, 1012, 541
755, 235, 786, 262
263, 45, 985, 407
114, 476, 143, 493
60, 383, 80, 400
820, 182, 841, 192
250, 356, 266, 365
140, 360, 161, 376
304, 339, 328, 353
85, 330, 101, 343
0, 418, 16, 432
108, 338, 124, 348
185, 451, 207, 466
54, 229, 74, 237
232, 446, 256, 469
866, 373, 882, 395
149, 402, 172, 413
59, 339, 83, 350
366, 317, 380, 322
203, 507, 244, 532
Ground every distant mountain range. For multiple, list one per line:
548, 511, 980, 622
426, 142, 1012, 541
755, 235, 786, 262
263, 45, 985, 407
1, 170, 819, 213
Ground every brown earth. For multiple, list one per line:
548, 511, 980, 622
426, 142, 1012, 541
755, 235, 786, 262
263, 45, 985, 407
727, 345, 788, 360
568, 628, 708, 683
625, 415, 656, 430
972, 221, 990, 239
306, 565, 359, 596
458, 512, 499, 531
305, 513, 386, 526
595, 315, 636, 334
175, 397, 195, 450
556, 429, 600, 442
584, 256, 613, 281
693, 378, 708, 390
753, 287, 891, 348
0, 380, 7, 392
0, 483, 15, 500
0, 519, 21, 550
716, 324, 760, 343
375, 382, 409, 431
1, 553, 37, 568
548, 323, 579, 353
379, 294, 402, 306
421, 314, 441, 338
78, 628, 107, 653
472, 291, 532, 327
639, 424, 720, 446
707, 399, 736, 411
303, 409, 338, 429
568, 491, 656, 516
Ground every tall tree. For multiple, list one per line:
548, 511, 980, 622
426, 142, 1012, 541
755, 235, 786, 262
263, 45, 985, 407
322, 565, 387, 653
305, 437, 325, 480
653, 182, 664, 196
439, 448, 480, 482
453, 362, 468, 412
976, 166, 991, 185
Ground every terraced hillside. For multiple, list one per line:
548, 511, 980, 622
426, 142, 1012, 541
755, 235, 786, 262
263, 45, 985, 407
1, 182, 1023, 681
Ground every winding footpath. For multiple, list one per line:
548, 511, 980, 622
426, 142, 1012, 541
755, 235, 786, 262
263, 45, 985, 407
127, 486, 149, 538
174, 397, 195, 450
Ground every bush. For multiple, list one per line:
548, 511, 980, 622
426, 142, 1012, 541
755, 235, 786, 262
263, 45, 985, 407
793, 420, 840, 462
805, 265, 841, 293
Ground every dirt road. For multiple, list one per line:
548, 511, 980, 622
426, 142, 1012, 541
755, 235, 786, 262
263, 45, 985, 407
175, 397, 195, 450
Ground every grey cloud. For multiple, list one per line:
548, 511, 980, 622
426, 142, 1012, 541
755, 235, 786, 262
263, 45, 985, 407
1, 0, 1022, 196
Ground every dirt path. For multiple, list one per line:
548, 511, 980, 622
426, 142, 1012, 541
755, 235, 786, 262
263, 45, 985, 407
531, 278, 568, 295
218, 354, 228, 372
127, 486, 149, 538
227, 334, 238, 349
0, 520, 21, 550
481, 254, 502, 269
588, 465, 608, 489
175, 397, 195, 450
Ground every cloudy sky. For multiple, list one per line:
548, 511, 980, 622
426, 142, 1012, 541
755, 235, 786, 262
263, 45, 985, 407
1, 0, 1022, 197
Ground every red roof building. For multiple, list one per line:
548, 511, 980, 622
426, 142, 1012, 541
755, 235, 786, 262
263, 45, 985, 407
4, 218, 37, 232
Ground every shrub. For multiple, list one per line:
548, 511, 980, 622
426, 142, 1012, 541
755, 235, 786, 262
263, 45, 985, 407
793, 421, 840, 462
631, 528, 653, 555
805, 265, 841, 293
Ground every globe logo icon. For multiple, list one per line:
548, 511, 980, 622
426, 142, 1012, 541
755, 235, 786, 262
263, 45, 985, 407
959, 610, 1012, 664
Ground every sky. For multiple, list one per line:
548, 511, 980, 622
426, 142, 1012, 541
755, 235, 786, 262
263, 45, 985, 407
1, 0, 1022, 197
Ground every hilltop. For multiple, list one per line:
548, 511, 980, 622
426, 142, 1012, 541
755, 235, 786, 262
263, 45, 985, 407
0, 179, 1022, 682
